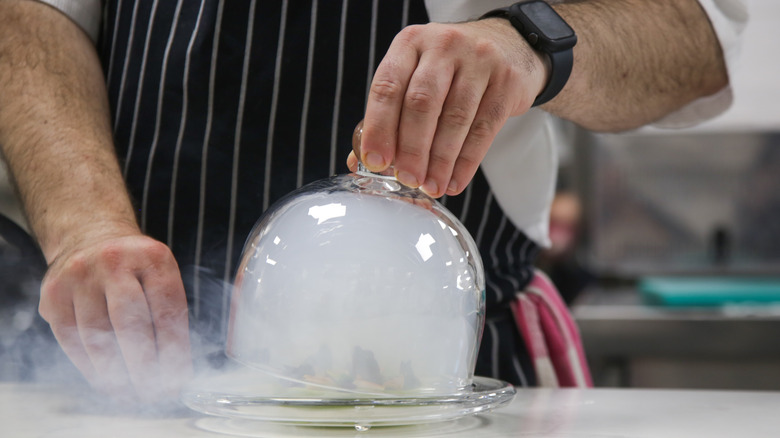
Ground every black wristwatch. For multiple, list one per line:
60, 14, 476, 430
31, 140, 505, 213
481, 1, 577, 107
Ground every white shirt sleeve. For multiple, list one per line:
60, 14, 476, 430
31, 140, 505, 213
652, 0, 749, 128
36, 0, 102, 44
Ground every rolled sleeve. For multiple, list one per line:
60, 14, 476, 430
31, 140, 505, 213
36, 0, 102, 43
653, 0, 749, 128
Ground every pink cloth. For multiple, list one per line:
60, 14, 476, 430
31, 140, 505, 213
510, 270, 592, 387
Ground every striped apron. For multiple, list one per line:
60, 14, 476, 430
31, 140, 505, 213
99, 0, 539, 386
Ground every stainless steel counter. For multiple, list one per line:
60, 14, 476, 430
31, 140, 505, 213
3, 382, 780, 437
573, 287, 780, 389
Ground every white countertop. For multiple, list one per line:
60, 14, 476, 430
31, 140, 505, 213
2, 383, 779, 437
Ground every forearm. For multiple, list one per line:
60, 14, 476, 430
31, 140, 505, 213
545, 0, 728, 132
0, 0, 138, 263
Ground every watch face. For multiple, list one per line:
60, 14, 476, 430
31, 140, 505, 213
519, 2, 575, 42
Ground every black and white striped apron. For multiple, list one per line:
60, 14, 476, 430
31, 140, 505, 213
99, 0, 538, 386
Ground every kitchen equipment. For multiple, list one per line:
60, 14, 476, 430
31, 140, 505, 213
182, 165, 514, 430
585, 131, 780, 276
639, 276, 780, 307
226, 165, 486, 396
182, 366, 514, 429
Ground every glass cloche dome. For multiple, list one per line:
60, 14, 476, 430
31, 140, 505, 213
226, 165, 486, 396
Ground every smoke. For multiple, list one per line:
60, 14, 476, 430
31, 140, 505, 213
0, 219, 236, 416
0, 213, 71, 384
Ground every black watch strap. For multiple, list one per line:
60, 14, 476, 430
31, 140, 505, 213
534, 47, 573, 107
481, 3, 576, 107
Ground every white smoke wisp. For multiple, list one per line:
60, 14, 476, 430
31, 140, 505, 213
0, 221, 77, 386
0, 256, 236, 417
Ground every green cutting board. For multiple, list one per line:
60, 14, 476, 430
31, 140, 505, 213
639, 277, 780, 307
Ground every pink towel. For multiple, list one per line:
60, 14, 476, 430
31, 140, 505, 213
510, 270, 592, 387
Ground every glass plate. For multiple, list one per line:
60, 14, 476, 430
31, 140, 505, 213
181, 369, 515, 430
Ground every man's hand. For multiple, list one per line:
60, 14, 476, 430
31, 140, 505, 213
39, 231, 192, 401
0, 1, 195, 401
353, 0, 731, 194
355, 19, 548, 197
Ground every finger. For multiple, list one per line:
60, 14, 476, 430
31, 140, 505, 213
447, 82, 510, 196
351, 120, 364, 158
420, 69, 488, 197
46, 313, 100, 386
49, 324, 98, 384
346, 150, 359, 172
73, 288, 134, 396
362, 28, 421, 173
40, 271, 99, 386
105, 277, 160, 401
393, 49, 454, 189
140, 251, 193, 397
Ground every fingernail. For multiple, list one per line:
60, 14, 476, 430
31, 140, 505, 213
346, 151, 358, 168
447, 179, 459, 194
421, 179, 438, 196
396, 171, 419, 188
364, 152, 385, 170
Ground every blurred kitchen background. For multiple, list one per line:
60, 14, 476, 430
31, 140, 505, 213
546, 0, 780, 391
1, 0, 779, 388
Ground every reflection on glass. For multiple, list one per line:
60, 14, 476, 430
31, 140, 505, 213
415, 233, 435, 262
308, 202, 347, 225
